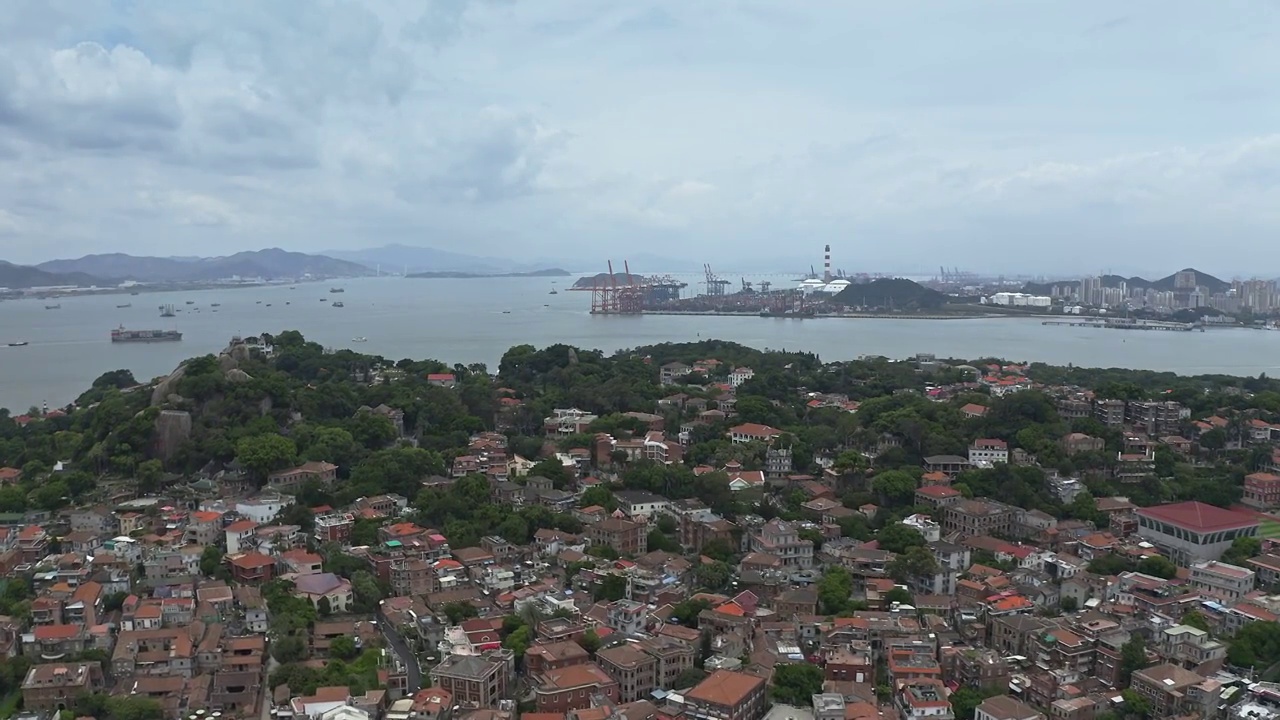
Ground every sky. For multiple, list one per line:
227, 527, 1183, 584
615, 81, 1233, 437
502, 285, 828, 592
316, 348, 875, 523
1, 1, 1279, 276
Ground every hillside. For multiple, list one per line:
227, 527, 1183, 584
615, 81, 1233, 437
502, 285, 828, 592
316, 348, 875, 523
36, 249, 372, 282
830, 277, 949, 310
1023, 268, 1229, 296
571, 272, 646, 288
0, 260, 104, 288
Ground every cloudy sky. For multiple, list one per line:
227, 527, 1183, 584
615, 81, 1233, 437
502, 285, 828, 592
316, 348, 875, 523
1, 1, 1279, 275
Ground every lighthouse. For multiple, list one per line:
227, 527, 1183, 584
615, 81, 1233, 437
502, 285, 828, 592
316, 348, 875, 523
823, 244, 832, 283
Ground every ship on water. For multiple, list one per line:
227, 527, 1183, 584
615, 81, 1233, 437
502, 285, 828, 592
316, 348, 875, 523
111, 326, 182, 343
329, 287, 345, 293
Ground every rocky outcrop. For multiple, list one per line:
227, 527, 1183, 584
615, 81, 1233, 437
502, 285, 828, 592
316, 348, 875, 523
154, 409, 192, 461
150, 364, 187, 406
226, 368, 253, 383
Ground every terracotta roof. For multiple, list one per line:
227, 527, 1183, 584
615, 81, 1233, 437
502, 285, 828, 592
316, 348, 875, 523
916, 486, 960, 499
225, 520, 258, 533
1136, 502, 1257, 532
686, 670, 766, 707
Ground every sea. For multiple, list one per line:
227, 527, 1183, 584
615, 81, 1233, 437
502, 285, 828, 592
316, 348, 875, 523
1, 276, 1278, 413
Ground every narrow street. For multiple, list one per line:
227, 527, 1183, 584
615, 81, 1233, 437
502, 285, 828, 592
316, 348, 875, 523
377, 609, 423, 693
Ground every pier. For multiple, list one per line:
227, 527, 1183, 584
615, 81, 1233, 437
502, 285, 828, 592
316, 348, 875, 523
1042, 318, 1203, 332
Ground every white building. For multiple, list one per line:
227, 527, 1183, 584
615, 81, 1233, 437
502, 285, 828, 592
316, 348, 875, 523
968, 439, 1009, 466
235, 493, 294, 524
1189, 561, 1256, 602
729, 367, 755, 388
902, 514, 941, 542
986, 292, 1051, 307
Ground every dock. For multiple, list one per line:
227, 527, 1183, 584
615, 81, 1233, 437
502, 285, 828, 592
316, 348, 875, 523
1042, 318, 1203, 332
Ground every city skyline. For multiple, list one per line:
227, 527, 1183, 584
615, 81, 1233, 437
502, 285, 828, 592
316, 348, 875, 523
1, 2, 1279, 272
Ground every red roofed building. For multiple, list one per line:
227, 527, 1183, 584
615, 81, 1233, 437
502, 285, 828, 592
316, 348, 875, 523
427, 373, 457, 388
682, 670, 768, 720
0, 467, 20, 484
1244, 472, 1280, 510
227, 552, 278, 584
968, 438, 1009, 465
915, 485, 962, 509
728, 424, 782, 445
1136, 501, 1259, 565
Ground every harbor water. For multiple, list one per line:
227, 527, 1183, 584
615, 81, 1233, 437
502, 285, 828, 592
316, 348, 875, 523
1, 276, 1278, 412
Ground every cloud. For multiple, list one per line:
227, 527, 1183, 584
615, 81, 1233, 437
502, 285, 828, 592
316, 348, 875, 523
0, 0, 1277, 274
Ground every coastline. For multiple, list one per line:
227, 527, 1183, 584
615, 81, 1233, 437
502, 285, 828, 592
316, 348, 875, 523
629, 310, 1031, 320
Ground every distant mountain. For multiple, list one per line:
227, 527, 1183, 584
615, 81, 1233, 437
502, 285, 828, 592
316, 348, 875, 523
407, 268, 571, 279
36, 249, 372, 283
323, 244, 538, 274
830, 277, 948, 310
0, 261, 104, 289
1023, 268, 1229, 296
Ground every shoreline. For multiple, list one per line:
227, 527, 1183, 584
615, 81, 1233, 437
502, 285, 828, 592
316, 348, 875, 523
0, 277, 369, 301
627, 310, 1030, 320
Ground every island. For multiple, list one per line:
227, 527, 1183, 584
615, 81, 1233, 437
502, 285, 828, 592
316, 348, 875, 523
406, 268, 572, 279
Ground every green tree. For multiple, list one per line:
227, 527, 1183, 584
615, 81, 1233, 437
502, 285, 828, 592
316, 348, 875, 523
1136, 555, 1177, 580
871, 470, 917, 506
1221, 536, 1262, 566
674, 667, 708, 688
884, 587, 912, 605
235, 433, 298, 480
135, 459, 164, 494
696, 561, 733, 591
1119, 634, 1149, 685
888, 546, 939, 583
330, 635, 359, 660
106, 697, 165, 720
272, 635, 308, 663
770, 663, 824, 705
1060, 596, 1079, 613
1180, 610, 1210, 632
502, 625, 533, 660
817, 567, 855, 615
949, 688, 1000, 720
199, 545, 223, 577
580, 629, 602, 655
317, 596, 333, 618
595, 574, 627, 602
443, 602, 477, 625
877, 524, 926, 554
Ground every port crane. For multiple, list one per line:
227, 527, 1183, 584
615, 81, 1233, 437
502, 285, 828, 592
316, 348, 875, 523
703, 264, 731, 296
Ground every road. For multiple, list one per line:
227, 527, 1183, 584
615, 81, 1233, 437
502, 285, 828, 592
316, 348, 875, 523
377, 609, 423, 693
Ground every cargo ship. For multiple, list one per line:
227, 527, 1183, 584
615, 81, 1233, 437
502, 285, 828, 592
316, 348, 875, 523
111, 326, 182, 343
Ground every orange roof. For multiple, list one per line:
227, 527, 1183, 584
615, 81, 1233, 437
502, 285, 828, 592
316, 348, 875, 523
34, 624, 84, 640
991, 595, 1034, 612
714, 601, 745, 617
229, 552, 277, 569
225, 520, 258, 533
191, 511, 223, 523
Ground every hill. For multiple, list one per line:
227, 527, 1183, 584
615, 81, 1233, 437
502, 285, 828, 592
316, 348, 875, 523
1023, 268, 1229, 296
36, 249, 373, 283
830, 277, 949, 310
407, 268, 571, 279
323, 243, 539, 274
571, 272, 646, 288
0, 260, 104, 288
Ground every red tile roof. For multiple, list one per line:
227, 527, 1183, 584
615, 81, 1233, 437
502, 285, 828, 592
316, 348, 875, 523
1136, 501, 1258, 532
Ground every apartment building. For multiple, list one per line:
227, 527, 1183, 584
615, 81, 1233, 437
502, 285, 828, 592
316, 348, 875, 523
534, 663, 619, 713
681, 670, 768, 720
1060, 433, 1105, 455
1093, 399, 1126, 427
22, 663, 105, 712
1189, 561, 1256, 602
943, 499, 1015, 539
748, 519, 813, 569
1243, 472, 1280, 510
267, 460, 338, 492
430, 650, 514, 709
587, 518, 647, 556
975, 696, 1044, 720
1129, 664, 1222, 719
1126, 401, 1187, 436
596, 636, 694, 702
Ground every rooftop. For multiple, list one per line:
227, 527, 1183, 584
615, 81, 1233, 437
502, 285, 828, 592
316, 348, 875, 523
685, 669, 765, 707
1136, 501, 1258, 532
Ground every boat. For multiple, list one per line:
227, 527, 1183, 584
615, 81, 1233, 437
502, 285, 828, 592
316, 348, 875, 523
352, 336, 368, 343
44, 304, 60, 310
117, 303, 132, 308
130, 291, 139, 296
111, 326, 182, 343
185, 300, 195, 305
332, 301, 345, 307
255, 301, 262, 304
7, 341, 28, 347
502, 310, 511, 314
329, 287, 345, 294
265, 304, 272, 307
211, 303, 221, 307
160, 304, 176, 317
549, 289, 558, 295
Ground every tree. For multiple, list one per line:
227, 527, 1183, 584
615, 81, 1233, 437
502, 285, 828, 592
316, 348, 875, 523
701, 538, 736, 563
1119, 634, 1149, 685
770, 663, 824, 705
1136, 555, 1177, 580
588, 544, 620, 561
877, 524, 926, 554
871, 470, 917, 506
235, 433, 298, 480
330, 635, 359, 660
443, 602, 477, 625
888, 546, 939, 583
696, 561, 733, 591
580, 629, 602, 655
949, 688, 1000, 720
581, 486, 617, 511
817, 567, 855, 615
595, 574, 627, 602
884, 587, 912, 605
674, 667, 708, 688
1221, 536, 1262, 566
271, 635, 308, 663
1180, 610, 1210, 632
1120, 689, 1151, 720
135, 459, 164, 494
1060, 596, 1079, 613
105, 697, 165, 720
671, 598, 713, 627
317, 596, 333, 618
199, 545, 223, 577
502, 625, 533, 660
